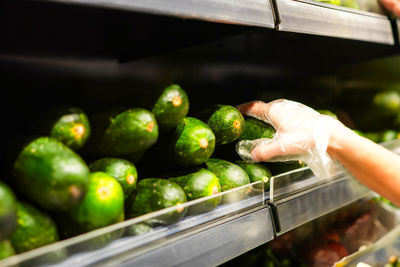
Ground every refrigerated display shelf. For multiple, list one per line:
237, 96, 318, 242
41, 0, 275, 29
269, 139, 400, 235
276, 0, 394, 44
2, 138, 400, 266
270, 174, 372, 235
0, 183, 274, 267
39, 0, 395, 45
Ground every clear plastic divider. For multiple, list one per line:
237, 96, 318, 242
269, 166, 347, 202
0, 181, 264, 267
270, 139, 400, 203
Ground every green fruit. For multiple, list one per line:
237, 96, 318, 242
130, 178, 187, 225
68, 172, 124, 232
353, 129, 364, 137
314, 0, 341, 5
164, 117, 216, 168
49, 107, 91, 150
0, 182, 17, 242
372, 90, 400, 116
152, 84, 190, 132
30, 106, 91, 151
91, 108, 159, 157
201, 105, 245, 145
169, 168, 221, 214
205, 158, 250, 191
13, 137, 89, 211
381, 129, 399, 142
340, 0, 359, 9
0, 240, 15, 260
235, 161, 271, 189
238, 117, 275, 141
11, 202, 59, 253
89, 158, 138, 198
363, 132, 382, 143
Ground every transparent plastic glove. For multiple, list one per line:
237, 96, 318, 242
236, 99, 344, 179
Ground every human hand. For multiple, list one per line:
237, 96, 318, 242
236, 99, 344, 178
380, 0, 400, 17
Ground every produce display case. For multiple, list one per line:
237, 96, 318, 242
0, 182, 275, 267
275, 0, 394, 44
222, 197, 400, 267
2, 0, 400, 266
41, 0, 276, 29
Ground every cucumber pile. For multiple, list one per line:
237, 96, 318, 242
0, 83, 297, 261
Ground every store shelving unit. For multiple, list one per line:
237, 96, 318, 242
39, 0, 396, 44
270, 172, 372, 234
2, 0, 400, 266
4, 139, 400, 266
275, 0, 394, 44
43, 0, 276, 29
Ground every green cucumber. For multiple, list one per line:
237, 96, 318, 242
201, 105, 245, 145
372, 90, 400, 116
0, 182, 17, 242
235, 161, 271, 189
172, 117, 215, 167
48, 107, 91, 150
30, 106, 91, 150
68, 172, 124, 233
13, 137, 89, 211
340, 0, 359, 8
11, 202, 59, 253
90, 108, 158, 157
205, 158, 250, 191
160, 117, 215, 168
130, 178, 187, 225
381, 129, 399, 142
152, 84, 190, 132
314, 0, 341, 5
205, 159, 251, 204
362, 132, 382, 143
89, 158, 138, 198
0, 240, 15, 260
238, 117, 275, 141
169, 168, 221, 214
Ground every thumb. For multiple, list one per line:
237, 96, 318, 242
250, 138, 301, 162
236, 137, 295, 163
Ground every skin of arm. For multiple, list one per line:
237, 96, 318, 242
380, 0, 400, 17
328, 125, 400, 207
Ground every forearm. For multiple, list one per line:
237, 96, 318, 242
327, 126, 400, 206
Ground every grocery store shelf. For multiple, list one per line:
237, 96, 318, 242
270, 174, 372, 235
2, 141, 399, 267
276, 0, 394, 44
42, 0, 275, 28
117, 207, 274, 267
0, 184, 273, 267
269, 139, 400, 235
